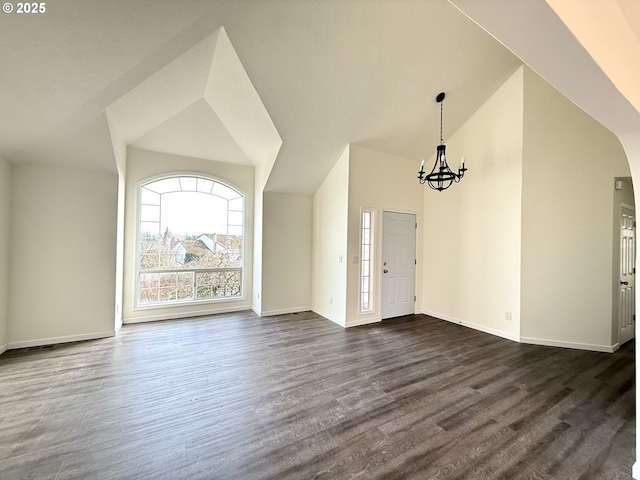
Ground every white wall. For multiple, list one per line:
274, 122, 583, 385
123, 148, 254, 323
114, 172, 126, 332
261, 192, 312, 315
0, 158, 10, 353
312, 146, 350, 326
521, 67, 631, 351
251, 146, 279, 315
108, 122, 128, 334
253, 190, 264, 314
8, 165, 119, 347
346, 145, 424, 326
421, 67, 524, 341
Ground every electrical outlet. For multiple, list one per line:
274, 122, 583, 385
505, 311, 512, 321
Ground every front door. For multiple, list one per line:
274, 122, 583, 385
619, 205, 636, 345
382, 211, 416, 319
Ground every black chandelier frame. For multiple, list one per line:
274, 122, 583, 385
417, 92, 467, 191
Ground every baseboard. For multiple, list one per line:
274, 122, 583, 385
346, 316, 381, 328
124, 305, 251, 324
520, 336, 617, 353
7, 330, 116, 350
422, 310, 519, 343
311, 308, 345, 328
259, 306, 311, 317
0, 343, 7, 356
420, 311, 619, 353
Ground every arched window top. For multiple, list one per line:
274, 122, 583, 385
141, 176, 243, 200
139, 175, 244, 238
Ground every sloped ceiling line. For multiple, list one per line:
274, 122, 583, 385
105, 26, 281, 176
1, 0, 523, 194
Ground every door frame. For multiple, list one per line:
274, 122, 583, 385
381, 209, 417, 320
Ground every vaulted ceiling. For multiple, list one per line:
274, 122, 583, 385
450, 0, 640, 146
1, 0, 523, 195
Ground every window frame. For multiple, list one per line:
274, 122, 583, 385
134, 173, 247, 310
359, 207, 376, 314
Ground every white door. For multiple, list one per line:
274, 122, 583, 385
382, 211, 416, 319
619, 205, 635, 345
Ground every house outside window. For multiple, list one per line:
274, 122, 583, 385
136, 175, 244, 307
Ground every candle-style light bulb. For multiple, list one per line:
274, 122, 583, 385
461, 157, 465, 168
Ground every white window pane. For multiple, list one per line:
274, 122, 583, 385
228, 225, 243, 237
145, 177, 181, 194
139, 273, 158, 287
161, 192, 226, 236
362, 212, 370, 228
212, 182, 241, 200
180, 177, 197, 191
140, 188, 160, 205
140, 253, 159, 269
139, 289, 158, 304
229, 197, 244, 211
140, 221, 160, 235
228, 211, 243, 226
176, 286, 194, 301
361, 292, 369, 310
140, 205, 160, 222
197, 178, 214, 193
159, 288, 177, 302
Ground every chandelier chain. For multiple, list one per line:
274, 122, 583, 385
440, 101, 443, 144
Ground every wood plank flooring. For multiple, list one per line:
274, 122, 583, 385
0, 312, 635, 479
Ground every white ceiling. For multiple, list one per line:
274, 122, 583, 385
450, 0, 640, 148
0, 0, 523, 195
131, 99, 251, 166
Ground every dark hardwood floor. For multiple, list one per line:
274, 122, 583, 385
0, 312, 635, 479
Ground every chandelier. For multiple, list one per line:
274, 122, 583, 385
417, 92, 467, 191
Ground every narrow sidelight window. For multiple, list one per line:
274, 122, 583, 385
360, 209, 375, 313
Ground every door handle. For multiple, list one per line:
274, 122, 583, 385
383, 269, 389, 273
621, 281, 629, 285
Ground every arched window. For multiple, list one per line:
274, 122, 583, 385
136, 175, 244, 306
